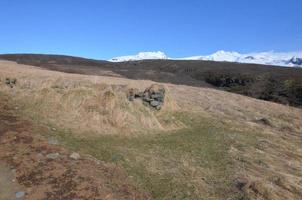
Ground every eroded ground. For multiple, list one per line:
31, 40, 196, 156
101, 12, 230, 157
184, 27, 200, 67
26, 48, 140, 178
0, 94, 149, 200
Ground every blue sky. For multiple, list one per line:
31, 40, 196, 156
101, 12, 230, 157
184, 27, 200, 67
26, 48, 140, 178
0, 0, 301, 59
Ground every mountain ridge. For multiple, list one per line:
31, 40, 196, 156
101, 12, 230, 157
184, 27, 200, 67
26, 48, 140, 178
109, 50, 302, 67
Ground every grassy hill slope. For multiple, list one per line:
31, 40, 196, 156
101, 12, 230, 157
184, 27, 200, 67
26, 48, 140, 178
0, 60, 302, 199
1, 53, 302, 107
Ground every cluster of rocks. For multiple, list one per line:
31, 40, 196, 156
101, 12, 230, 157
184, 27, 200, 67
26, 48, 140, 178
5, 78, 17, 88
128, 84, 165, 110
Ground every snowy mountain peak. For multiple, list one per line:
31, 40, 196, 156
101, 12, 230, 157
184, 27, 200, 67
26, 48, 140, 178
202, 50, 241, 62
108, 50, 302, 67
109, 51, 168, 62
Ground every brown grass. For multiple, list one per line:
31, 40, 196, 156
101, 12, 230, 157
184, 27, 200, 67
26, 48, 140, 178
0, 61, 181, 135
1, 60, 302, 199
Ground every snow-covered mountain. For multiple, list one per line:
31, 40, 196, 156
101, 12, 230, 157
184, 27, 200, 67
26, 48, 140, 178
183, 50, 302, 67
109, 50, 302, 67
109, 51, 168, 62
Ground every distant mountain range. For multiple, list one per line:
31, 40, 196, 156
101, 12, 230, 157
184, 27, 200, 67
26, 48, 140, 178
109, 50, 302, 67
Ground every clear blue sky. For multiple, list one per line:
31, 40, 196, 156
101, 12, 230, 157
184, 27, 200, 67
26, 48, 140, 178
0, 0, 301, 59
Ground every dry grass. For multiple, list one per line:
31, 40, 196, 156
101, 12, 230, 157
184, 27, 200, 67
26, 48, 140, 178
1, 60, 302, 199
0, 61, 181, 135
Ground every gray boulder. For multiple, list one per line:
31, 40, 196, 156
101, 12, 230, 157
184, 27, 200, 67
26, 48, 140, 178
150, 100, 161, 107
128, 84, 166, 110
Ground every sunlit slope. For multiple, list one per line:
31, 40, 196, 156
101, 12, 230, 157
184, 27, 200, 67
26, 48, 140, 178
1, 60, 302, 199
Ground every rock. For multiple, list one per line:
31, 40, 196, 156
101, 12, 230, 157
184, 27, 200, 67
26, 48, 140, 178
143, 97, 152, 102
128, 84, 165, 110
142, 92, 151, 101
16, 191, 25, 199
151, 93, 164, 99
51, 127, 56, 131
150, 100, 161, 107
46, 153, 60, 159
48, 137, 59, 145
70, 152, 81, 160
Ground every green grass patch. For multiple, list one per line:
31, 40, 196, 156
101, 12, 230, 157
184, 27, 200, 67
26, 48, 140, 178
49, 112, 242, 199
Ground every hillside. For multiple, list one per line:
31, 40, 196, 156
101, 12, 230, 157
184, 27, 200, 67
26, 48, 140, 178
1, 54, 302, 107
0, 60, 302, 199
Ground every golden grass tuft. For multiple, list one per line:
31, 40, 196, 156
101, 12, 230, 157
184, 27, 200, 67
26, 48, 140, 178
0, 61, 182, 135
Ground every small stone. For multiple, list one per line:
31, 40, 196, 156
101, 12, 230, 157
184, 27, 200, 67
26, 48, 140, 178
16, 191, 25, 199
48, 137, 59, 145
46, 153, 60, 159
70, 152, 81, 160
150, 100, 160, 107
143, 97, 152, 102
51, 127, 56, 131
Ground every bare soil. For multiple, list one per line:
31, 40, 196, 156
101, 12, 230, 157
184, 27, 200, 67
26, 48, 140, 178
0, 94, 149, 200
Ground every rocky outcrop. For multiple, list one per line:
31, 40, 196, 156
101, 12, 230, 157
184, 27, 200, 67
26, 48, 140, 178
128, 84, 165, 110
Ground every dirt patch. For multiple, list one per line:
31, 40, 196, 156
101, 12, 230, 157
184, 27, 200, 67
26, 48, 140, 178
0, 94, 149, 200
0, 162, 25, 200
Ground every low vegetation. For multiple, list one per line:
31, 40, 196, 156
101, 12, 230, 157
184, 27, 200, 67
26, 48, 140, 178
37, 112, 241, 199
1, 60, 302, 199
202, 70, 302, 106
